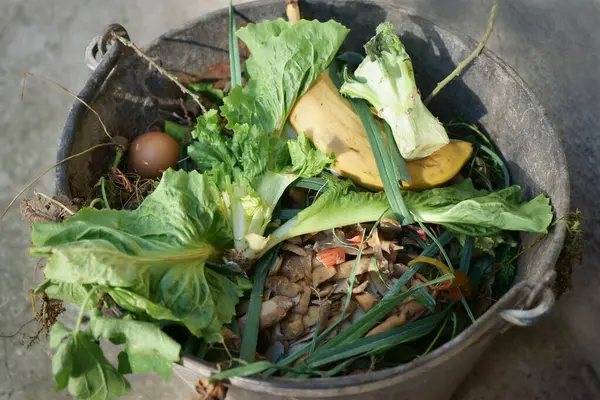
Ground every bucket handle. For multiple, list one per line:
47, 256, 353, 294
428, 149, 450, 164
499, 270, 556, 327
56, 24, 129, 197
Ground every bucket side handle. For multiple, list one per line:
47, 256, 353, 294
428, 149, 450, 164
500, 270, 556, 327
55, 24, 129, 197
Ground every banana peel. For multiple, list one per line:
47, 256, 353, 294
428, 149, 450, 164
289, 71, 473, 191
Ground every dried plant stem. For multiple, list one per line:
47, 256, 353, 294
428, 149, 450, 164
113, 33, 208, 114
286, 0, 301, 23
0, 318, 36, 338
1, 142, 115, 220
424, 3, 498, 105
34, 192, 75, 216
22, 72, 113, 140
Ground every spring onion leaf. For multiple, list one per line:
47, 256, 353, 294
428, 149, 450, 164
239, 246, 280, 362
351, 98, 413, 224
228, 0, 242, 88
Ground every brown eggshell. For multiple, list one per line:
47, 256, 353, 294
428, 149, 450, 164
128, 132, 181, 179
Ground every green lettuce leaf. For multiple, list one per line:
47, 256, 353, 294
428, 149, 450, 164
405, 180, 553, 236
262, 178, 553, 253
288, 133, 336, 178
457, 232, 517, 256
87, 317, 180, 380
262, 178, 392, 250
36, 280, 97, 310
50, 322, 131, 400
31, 169, 247, 340
221, 19, 349, 136
186, 18, 346, 260
189, 113, 333, 260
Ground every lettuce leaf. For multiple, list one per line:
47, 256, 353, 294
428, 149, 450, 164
30, 169, 247, 340
185, 18, 346, 260
221, 19, 349, 136
189, 115, 333, 260
87, 317, 180, 380
406, 180, 553, 236
50, 314, 181, 400
340, 22, 449, 159
50, 323, 131, 400
263, 178, 553, 252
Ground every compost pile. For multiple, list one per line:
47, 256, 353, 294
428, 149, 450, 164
23, 3, 555, 400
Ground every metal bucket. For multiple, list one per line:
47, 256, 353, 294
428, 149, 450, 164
56, 1, 570, 399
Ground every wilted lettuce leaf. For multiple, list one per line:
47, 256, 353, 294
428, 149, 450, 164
456, 232, 517, 256
36, 280, 97, 310
405, 179, 553, 236
50, 314, 181, 400
31, 169, 247, 340
87, 317, 180, 380
50, 322, 131, 400
263, 178, 553, 253
221, 19, 349, 136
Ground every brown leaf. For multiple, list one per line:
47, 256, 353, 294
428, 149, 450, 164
352, 280, 370, 294
335, 257, 378, 279
292, 283, 311, 314
265, 276, 302, 297
302, 306, 320, 328
312, 266, 337, 287
280, 253, 306, 282
242, 296, 296, 329
282, 242, 308, 257
281, 314, 305, 340
366, 312, 407, 337
195, 378, 226, 400
355, 292, 378, 312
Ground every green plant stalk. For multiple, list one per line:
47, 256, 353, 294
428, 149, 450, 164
312, 273, 453, 355
416, 220, 453, 272
306, 312, 447, 368
294, 177, 329, 192
99, 177, 110, 210
421, 312, 451, 357
416, 222, 475, 324
477, 144, 510, 189
74, 288, 97, 333
459, 236, 474, 275
424, 3, 498, 105
228, 0, 242, 88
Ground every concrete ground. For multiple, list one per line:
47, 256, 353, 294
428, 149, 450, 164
1, 0, 599, 399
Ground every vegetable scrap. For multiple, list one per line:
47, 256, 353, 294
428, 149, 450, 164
16, 2, 559, 399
